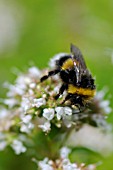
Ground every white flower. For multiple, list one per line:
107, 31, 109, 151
35, 154, 96, 170
64, 107, 72, 116
7, 84, 25, 97
92, 115, 112, 131
39, 164, 53, 170
55, 107, 64, 120
0, 109, 15, 131
62, 159, 78, 170
0, 108, 8, 118
21, 115, 32, 124
95, 90, 105, 100
38, 158, 53, 170
16, 75, 31, 87
43, 108, 54, 121
60, 147, 71, 159
49, 53, 68, 69
20, 122, 34, 134
21, 98, 32, 112
32, 98, 46, 108
55, 107, 72, 120
0, 141, 7, 151
38, 121, 51, 132
87, 164, 96, 170
11, 140, 26, 155
94, 89, 112, 114
29, 82, 36, 89
4, 98, 18, 108
53, 85, 61, 94
28, 89, 34, 95
99, 100, 112, 114
63, 119, 72, 128
28, 67, 40, 78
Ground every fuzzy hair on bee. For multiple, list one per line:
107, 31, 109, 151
40, 44, 96, 111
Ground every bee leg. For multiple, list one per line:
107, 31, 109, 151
75, 104, 82, 112
71, 96, 85, 112
40, 69, 60, 82
54, 84, 68, 100
61, 93, 72, 104
77, 99, 85, 112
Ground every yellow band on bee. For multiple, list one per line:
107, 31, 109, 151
68, 84, 96, 97
62, 58, 74, 70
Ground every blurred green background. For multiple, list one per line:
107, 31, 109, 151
0, 0, 113, 169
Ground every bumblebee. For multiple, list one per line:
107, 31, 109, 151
40, 44, 96, 111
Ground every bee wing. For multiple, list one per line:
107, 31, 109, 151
70, 44, 87, 70
70, 44, 88, 83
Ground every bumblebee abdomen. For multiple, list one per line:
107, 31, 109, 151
68, 84, 96, 97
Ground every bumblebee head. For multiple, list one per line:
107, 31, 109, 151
55, 54, 74, 71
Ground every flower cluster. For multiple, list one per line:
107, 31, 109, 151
0, 53, 112, 157
33, 146, 97, 170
